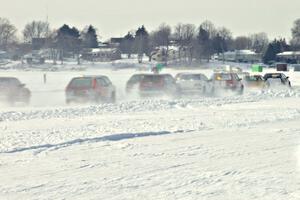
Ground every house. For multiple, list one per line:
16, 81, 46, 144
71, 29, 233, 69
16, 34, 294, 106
81, 48, 122, 62
151, 46, 181, 62
277, 51, 300, 63
23, 50, 46, 65
219, 50, 261, 63
110, 38, 124, 47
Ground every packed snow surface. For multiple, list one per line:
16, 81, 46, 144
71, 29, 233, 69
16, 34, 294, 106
0, 67, 300, 199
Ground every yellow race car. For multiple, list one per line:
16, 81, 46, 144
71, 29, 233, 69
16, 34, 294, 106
243, 75, 266, 89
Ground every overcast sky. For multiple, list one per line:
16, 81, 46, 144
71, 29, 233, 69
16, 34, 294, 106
1, 0, 300, 41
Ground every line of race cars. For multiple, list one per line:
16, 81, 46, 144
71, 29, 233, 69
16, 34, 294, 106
125, 72, 291, 98
0, 71, 293, 105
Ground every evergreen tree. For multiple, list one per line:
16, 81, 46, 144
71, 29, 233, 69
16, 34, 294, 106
212, 34, 225, 55
262, 39, 290, 64
196, 26, 211, 61
120, 32, 135, 58
134, 25, 149, 63
82, 25, 98, 48
54, 24, 81, 64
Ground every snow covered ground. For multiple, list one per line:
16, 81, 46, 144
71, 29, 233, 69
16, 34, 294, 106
0, 66, 300, 199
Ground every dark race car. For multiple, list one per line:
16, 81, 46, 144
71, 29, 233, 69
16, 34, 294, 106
139, 74, 178, 97
0, 77, 31, 105
263, 73, 291, 88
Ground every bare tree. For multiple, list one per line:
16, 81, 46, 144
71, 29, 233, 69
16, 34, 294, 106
23, 21, 50, 43
234, 36, 252, 50
174, 23, 196, 64
201, 20, 217, 38
249, 32, 269, 53
291, 19, 300, 50
0, 18, 17, 50
150, 23, 172, 63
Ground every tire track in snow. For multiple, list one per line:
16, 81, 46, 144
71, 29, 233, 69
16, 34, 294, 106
0, 130, 189, 154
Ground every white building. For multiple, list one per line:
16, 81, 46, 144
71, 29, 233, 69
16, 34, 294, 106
277, 51, 300, 63
81, 48, 122, 62
218, 50, 261, 63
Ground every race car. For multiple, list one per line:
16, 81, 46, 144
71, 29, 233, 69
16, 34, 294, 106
263, 73, 291, 88
0, 77, 31, 105
243, 75, 266, 90
211, 72, 244, 95
175, 73, 212, 95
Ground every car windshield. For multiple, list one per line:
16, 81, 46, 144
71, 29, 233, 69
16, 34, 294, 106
265, 74, 281, 79
245, 76, 262, 81
69, 78, 92, 87
179, 74, 206, 81
128, 75, 143, 84
214, 73, 232, 81
0, 78, 20, 86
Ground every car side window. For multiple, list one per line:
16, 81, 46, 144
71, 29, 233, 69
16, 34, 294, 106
129, 75, 140, 83
96, 78, 108, 86
201, 75, 208, 81
165, 76, 175, 84
103, 77, 112, 85
233, 74, 239, 80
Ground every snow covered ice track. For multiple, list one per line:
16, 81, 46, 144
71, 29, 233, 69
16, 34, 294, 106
1, 69, 300, 199
1, 95, 300, 199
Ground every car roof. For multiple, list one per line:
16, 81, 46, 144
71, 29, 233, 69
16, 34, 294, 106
246, 75, 263, 77
213, 72, 237, 75
72, 75, 109, 79
0, 77, 19, 80
143, 74, 172, 76
82, 75, 108, 78
176, 73, 206, 76
264, 73, 283, 75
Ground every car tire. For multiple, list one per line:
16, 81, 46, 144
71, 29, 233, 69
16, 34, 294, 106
238, 87, 244, 95
66, 99, 72, 105
202, 86, 206, 95
110, 92, 116, 103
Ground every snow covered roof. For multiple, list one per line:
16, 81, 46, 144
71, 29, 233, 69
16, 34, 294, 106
277, 51, 300, 56
90, 48, 119, 53
236, 50, 257, 55
224, 50, 257, 55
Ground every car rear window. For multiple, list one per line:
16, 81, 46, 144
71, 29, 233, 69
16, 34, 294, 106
0, 78, 20, 86
69, 78, 92, 87
179, 74, 207, 81
128, 75, 144, 84
142, 75, 164, 83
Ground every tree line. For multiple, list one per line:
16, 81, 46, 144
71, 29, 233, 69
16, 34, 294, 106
1, 17, 300, 64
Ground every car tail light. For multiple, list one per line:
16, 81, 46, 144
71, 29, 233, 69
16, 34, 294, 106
139, 81, 148, 89
226, 80, 234, 86
92, 79, 97, 89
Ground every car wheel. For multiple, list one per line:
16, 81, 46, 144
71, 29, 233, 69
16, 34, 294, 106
110, 92, 116, 103
23, 98, 30, 106
66, 99, 72, 105
238, 87, 244, 95
202, 86, 206, 95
